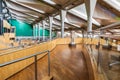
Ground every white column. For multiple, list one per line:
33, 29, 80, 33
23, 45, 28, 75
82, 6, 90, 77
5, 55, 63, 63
85, 0, 97, 32
60, 10, 67, 38
38, 23, 41, 40
33, 25, 35, 39
34, 24, 37, 39
42, 20, 45, 41
49, 16, 53, 40
35, 24, 37, 39
37, 24, 39, 39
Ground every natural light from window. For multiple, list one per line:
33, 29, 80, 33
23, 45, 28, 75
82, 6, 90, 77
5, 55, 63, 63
43, 0, 56, 5
104, 0, 120, 11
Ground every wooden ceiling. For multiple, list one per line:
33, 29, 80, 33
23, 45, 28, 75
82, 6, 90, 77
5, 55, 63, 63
4, 0, 120, 33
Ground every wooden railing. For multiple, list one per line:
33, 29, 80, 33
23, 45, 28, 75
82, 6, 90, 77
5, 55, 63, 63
0, 38, 106, 80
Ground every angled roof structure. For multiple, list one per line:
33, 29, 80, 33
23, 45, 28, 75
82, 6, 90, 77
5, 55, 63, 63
3, 0, 120, 34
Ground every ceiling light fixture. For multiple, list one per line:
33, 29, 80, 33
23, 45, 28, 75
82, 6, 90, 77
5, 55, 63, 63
43, 0, 56, 5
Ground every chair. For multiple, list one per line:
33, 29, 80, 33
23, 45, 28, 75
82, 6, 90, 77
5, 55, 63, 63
108, 55, 120, 69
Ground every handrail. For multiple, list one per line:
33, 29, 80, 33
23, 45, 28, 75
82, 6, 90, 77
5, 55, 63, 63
0, 37, 58, 52
0, 50, 51, 80
0, 45, 22, 51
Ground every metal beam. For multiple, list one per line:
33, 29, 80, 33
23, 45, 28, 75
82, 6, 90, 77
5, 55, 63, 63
6, 0, 48, 16
3, 0, 12, 18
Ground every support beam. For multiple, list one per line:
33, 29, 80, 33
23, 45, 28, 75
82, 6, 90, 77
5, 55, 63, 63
38, 23, 41, 40
54, 27, 83, 31
106, 30, 113, 34
54, 17, 81, 29
11, 16, 33, 24
84, 0, 97, 32
60, 10, 67, 38
7, 7, 38, 18
42, 20, 45, 41
37, 24, 39, 39
49, 16, 53, 40
0, 0, 3, 35
11, 15, 34, 22
35, 24, 37, 39
96, 22, 120, 30
33, 25, 35, 39
38, 0, 60, 10
11, 12, 36, 20
6, 0, 47, 16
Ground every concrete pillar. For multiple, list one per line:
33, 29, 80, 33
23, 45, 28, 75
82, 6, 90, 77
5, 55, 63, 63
37, 24, 39, 39
42, 20, 45, 41
38, 23, 41, 40
33, 25, 35, 39
0, 0, 3, 35
60, 10, 67, 38
49, 16, 53, 40
35, 24, 37, 39
85, 0, 97, 32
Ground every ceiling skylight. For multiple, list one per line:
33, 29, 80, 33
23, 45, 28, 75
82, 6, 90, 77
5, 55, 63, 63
104, 0, 120, 11
68, 9, 101, 26
43, 0, 56, 5
68, 3, 101, 26
10, 0, 45, 13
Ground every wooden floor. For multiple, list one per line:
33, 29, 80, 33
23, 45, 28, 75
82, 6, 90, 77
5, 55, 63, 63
7, 44, 92, 80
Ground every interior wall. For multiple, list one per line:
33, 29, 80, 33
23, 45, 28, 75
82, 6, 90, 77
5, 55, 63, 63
8, 19, 33, 36
8, 19, 56, 37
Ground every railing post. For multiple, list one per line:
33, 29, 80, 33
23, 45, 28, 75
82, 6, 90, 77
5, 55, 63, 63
34, 55, 38, 80
48, 51, 50, 76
